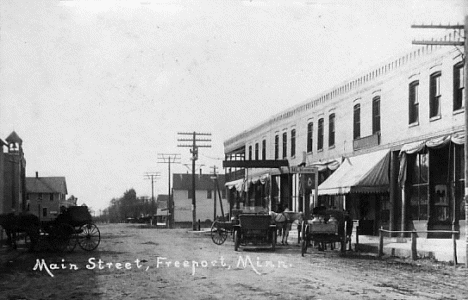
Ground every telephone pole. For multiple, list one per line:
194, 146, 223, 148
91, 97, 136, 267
177, 132, 212, 231
144, 172, 160, 226
158, 153, 181, 228
210, 165, 218, 222
412, 16, 467, 267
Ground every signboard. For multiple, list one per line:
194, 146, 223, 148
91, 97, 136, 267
290, 166, 318, 174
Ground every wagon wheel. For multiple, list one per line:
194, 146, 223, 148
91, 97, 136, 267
51, 224, 75, 252
234, 230, 240, 251
211, 223, 228, 245
77, 223, 100, 251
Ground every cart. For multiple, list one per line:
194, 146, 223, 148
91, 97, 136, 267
26, 206, 100, 252
211, 218, 236, 245
301, 210, 346, 256
233, 214, 276, 251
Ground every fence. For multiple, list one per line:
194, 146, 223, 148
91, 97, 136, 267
377, 227, 459, 266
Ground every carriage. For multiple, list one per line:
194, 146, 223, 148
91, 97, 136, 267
300, 209, 350, 256
210, 218, 236, 245
233, 213, 276, 251
1, 206, 100, 252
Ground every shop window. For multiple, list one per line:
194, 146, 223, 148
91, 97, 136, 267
317, 118, 324, 151
328, 114, 335, 147
262, 139, 266, 160
290, 129, 296, 157
434, 184, 449, 222
372, 96, 380, 134
307, 122, 313, 153
282, 132, 287, 158
410, 153, 429, 220
274, 135, 279, 160
409, 81, 419, 124
353, 104, 360, 139
429, 72, 441, 118
380, 194, 390, 224
453, 62, 464, 111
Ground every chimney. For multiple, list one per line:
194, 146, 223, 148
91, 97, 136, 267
199, 168, 202, 176
36, 171, 38, 178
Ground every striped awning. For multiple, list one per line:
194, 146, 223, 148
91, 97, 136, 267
318, 149, 390, 195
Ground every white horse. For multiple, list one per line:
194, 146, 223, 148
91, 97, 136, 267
270, 211, 303, 245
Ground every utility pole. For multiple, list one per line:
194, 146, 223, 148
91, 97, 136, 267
158, 153, 181, 228
145, 172, 160, 226
211, 165, 218, 221
177, 132, 212, 231
412, 16, 467, 267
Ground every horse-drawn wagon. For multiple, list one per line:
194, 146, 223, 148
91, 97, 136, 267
0, 206, 100, 252
301, 209, 351, 256
233, 213, 276, 251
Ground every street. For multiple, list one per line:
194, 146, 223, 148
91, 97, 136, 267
1, 224, 467, 300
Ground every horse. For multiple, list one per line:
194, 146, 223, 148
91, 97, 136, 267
270, 210, 303, 245
0, 213, 40, 250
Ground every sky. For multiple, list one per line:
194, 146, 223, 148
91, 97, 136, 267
0, 0, 466, 213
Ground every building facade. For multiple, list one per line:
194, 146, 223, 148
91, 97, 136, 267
2, 131, 27, 214
224, 43, 465, 239
26, 172, 68, 221
172, 173, 227, 227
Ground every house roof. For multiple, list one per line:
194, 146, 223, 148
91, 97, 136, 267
172, 173, 225, 190
156, 194, 169, 202
26, 177, 68, 194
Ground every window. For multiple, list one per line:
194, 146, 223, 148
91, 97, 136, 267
262, 139, 266, 160
307, 122, 313, 153
188, 189, 192, 199
317, 118, 324, 151
248, 146, 252, 160
328, 114, 335, 147
290, 129, 296, 157
207, 190, 212, 199
255, 143, 259, 160
409, 81, 419, 124
50, 194, 54, 201
372, 97, 380, 134
274, 135, 279, 160
43, 207, 47, 217
454, 63, 464, 111
282, 132, 287, 158
353, 104, 360, 139
429, 72, 441, 118
410, 153, 429, 220
221, 189, 226, 199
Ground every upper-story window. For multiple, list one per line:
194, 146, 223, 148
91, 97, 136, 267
353, 104, 361, 139
274, 135, 279, 160
317, 118, 324, 151
282, 132, 287, 159
255, 143, 259, 160
429, 72, 441, 118
307, 122, 313, 153
372, 96, 381, 134
409, 81, 419, 124
49, 194, 54, 201
290, 129, 296, 157
454, 62, 464, 111
328, 114, 335, 147
262, 139, 266, 160
248, 145, 252, 160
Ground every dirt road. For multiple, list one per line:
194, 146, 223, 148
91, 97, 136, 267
1, 224, 467, 300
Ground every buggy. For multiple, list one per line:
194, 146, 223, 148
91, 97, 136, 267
233, 213, 276, 251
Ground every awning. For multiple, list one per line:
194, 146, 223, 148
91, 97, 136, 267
318, 149, 390, 195
225, 178, 245, 192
